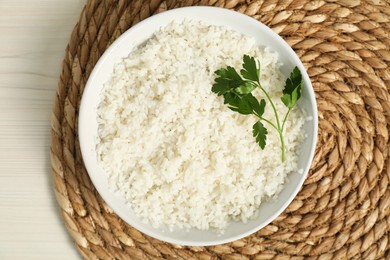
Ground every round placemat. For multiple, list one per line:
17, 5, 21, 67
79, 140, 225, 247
51, 0, 390, 259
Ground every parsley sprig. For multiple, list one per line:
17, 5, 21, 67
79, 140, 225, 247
212, 55, 302, 162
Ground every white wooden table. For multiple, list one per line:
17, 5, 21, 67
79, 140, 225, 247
0, 1, 87, 259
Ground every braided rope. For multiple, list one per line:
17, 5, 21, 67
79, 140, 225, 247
51, 0, 390, 258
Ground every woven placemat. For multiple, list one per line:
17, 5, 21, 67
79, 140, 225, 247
51, 0, 390, 259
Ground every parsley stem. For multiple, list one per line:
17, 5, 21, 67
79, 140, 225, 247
278, 108, 292, 163
256, 116, 278, 131
281, 108, 291, 132
279, 130, 286, 162
256, 114, 285, 162
257, 83, 281, 130
256, 82, 287, 162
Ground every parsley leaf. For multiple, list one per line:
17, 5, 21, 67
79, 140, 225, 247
225, 93, 253, 115
224, 93, 265, 116
281, 66, 302, 109
235, 82, 256, 95
251, 98, 266, 118
212, 66, 244, 96
240, 55, 259, 82
253, 121, 268, 149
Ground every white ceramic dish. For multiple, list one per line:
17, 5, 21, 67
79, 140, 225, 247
79, 6, 318, 246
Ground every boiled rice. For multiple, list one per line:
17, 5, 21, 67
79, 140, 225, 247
96, 20, 305, 232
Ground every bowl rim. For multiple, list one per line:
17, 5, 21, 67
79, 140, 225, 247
79, 6, 318, 246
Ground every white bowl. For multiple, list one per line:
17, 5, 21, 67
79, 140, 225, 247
79, 6, 318, 246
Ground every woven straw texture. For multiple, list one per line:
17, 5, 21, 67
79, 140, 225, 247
51, 0, 390, 259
